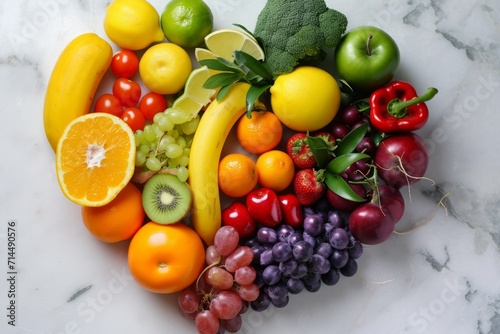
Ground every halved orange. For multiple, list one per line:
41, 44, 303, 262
56, 113, 136, 207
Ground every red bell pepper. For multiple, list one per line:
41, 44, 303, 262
369, 81, 438, 133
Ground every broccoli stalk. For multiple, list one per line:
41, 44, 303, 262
254, 0, 348, 79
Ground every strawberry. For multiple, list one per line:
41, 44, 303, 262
292, 169, 326, 206
286, 132, 317, 169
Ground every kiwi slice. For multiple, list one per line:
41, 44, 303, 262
142, 174, 192, 224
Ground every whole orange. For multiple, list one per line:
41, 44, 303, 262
236, 111, 283, 154
256, 150, 295, 192
218, 153, 258, 198
81, 182, 144, 243
128, 222, 205, 294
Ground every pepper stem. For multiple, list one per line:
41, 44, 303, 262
366, 34, 373, 56
387, 87, 438, 118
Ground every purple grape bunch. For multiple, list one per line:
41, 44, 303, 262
245, 202, 363, 312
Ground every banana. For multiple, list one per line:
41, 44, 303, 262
44, 33, 112, 151
188, 82, 250, 246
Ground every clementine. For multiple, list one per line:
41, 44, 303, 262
255, 150, 295, 192
218, 153, 258, 198
128, 222, 205, 294
82, 182, 144, 243
236, 111, 283, 154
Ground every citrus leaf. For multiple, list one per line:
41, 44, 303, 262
307, 134, 332, 168
203, 72, 241, 90
324, 173, 365, 202
198, 58, 243, 73
246, 84, 272, 117
234, 50, 273, 82
216, 84, 232, 101
334, 122, 369, 156
326, 153, 371, 175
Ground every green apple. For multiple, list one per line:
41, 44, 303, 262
334, 26, 400, 93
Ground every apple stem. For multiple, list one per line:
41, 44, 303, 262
366, 34, 373, 56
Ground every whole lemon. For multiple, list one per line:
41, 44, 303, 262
270, 66, 341, 131
139, 43, 192, 95
160, 0, 214, 48
104, 0, 165, 50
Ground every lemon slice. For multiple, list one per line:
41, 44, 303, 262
172, 66, 215, 119
194, 47, 217, 62
203, 28, 265, 61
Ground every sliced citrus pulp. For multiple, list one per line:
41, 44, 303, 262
198, 28, 265, 61
171, 66, 215, 120
56, 113, 136, 207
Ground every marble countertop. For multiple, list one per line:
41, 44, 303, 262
1, 0, 499, 333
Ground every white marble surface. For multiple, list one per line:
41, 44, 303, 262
1, 0, 500, 333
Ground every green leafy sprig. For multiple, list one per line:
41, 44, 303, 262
307, 122, 372, 202
199, 50, 273, 118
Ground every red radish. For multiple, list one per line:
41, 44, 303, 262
246, 188, 282, 227
222, 201, 256, 238
292, 169, 326, 206
278, 194, 304, 228
348, 202, 395, 245
374, 133, 429, 189
376, 184, 405, 223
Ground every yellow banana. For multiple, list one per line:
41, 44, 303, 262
188, 82, 250, 246
44, 33, 112, 151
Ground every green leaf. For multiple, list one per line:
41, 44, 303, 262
233, 24, 256, 39
334, 122, 369, 156
245, 84, 272, 117
324, 173, 366, 202
234, 50, 273, 82
307, 135, 332, 168
203, 72, 242, 90
326, 153, 371, 175
216, 84, 232, 101
198, 58, 242, 73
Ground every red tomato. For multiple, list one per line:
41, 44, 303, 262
139, 92, 168, 121
94, 94, 123, 116
121, 107, 145, 132
113, 78, 142, 108
111, 50, 139, 78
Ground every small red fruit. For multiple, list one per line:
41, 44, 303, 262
221, 202, 256, 238
286, 132, 317, 169
246, 188, 282, 227
348, 202, 395, 245
292, 169, 326, 206
278, 193, 304, 228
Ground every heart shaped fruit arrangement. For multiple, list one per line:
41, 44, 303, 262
43, 0, 438, 333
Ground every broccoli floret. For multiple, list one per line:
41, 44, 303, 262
254, 0, 348, 79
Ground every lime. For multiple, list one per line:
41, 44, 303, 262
172, 66, 215, 119
103, 0, 164, 50
160, 0, 213, 48
203, 28, 265, 61
139, 43, 192, 95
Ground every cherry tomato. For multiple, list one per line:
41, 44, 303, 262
94, 93, 123, 116
139, 92, 168, 121
112, 78, 141, 108
121, 107, 145, 132
111, 49, 139, 78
